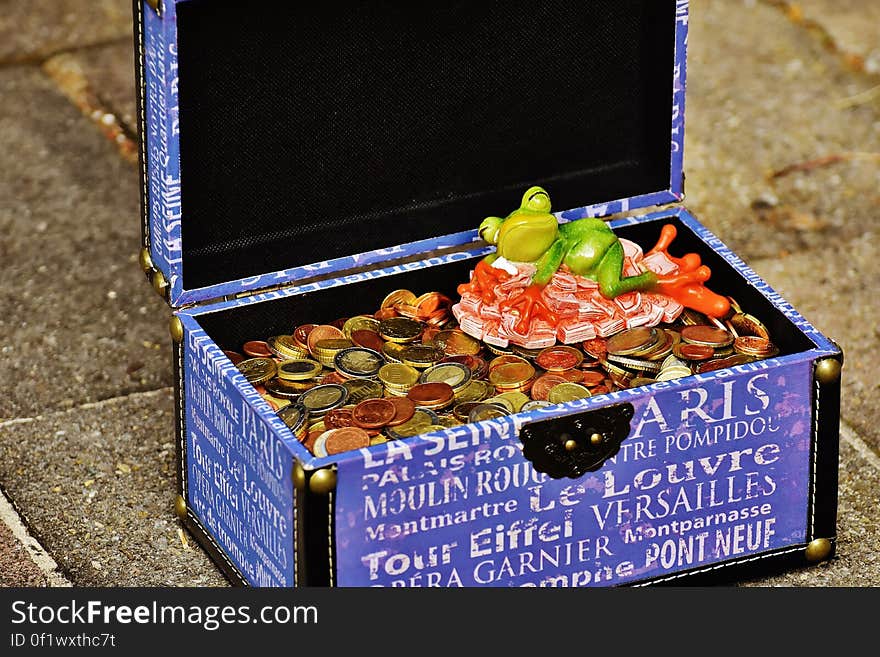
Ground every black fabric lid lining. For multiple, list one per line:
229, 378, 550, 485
175, 0, 677, 291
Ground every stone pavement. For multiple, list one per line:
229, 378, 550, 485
0, 0, 878, 587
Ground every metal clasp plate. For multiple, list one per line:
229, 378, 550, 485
520, 403, 634, 479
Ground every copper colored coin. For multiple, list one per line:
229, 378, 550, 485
351, 329, 385, 352
243, 341, 273, 358
531, 373, 568, 401
606, 327, 657, 356
319, 371, 349, 385
591, 385, 610, 395
680, 325, 733, 348
330, 317, 349, 330
488, 361, 536, 387
374, 307, 399, 320
442, 355, 488, 378
582, 338, 608, 360
223, 350, 244, 365
678, 343, 715, 360
489, 355, 530, 372
385, 397, 417, 427
696, 354, 756, 373
407, 382, 455, 406
536, 345, 584, 372
294, 324, 317, 349
728, 313, 770, 340
303, 430, 321, 453
558, 369, 585, 384
325, 407, 356, 429
307, 325, 345, 355
324, 427, 371, 455
352, 398, 397, 428
580, 370, 607, 387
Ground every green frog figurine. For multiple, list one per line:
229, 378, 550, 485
458, 186, 730, 332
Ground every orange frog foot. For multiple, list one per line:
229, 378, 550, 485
500, 284, 559, 334
457, 259, 511, 304
648, 224, 702, 272
656, 264, 731, 318
649, 224, 730, 318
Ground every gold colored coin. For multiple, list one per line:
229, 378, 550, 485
313, 338, 354, 352
381, 289, 418, 309
606, 327, 658, 356
436, 415, 463, 428
334, 347, 384, 378
378, 363, 421, 388
547, 383, 592, 404
299, 384, 348, 412
680, 325, 734, 349
265, 377, 309, 399
420, 363, 471, 390
237, 358, 277, 385
482, 396, 515, 413
382, 342, 406, 362
431, 329, 482, 356
387, 410, 435, 437
495, 391, 530, 413
267, 334, 309, 360
276, 359, 322, 381
604, 353, 662, 373
342, 315, 380, 338
378, 317, 423, 343
488, 361, 536, 387
453, 379, 493, 403
468, 403, 510, 423
344, 379, 385, 403
401, 345, 444, 369
484, 343, 513, 356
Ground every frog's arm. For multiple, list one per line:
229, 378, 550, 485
479, 216, 505, 245
596, 241, 657, 298
532, 239, 568, 286
559, 217, 614, 238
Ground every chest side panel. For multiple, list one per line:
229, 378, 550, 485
141, 2, 182, 298
182, 320, 296, 586
335, 359, 813, 587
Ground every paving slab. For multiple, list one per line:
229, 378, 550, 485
742, 429, 880, 586
0, 389, 227, 587
686, 0, 880, 261
43, 41, 138, 163
0, 66, 171, 420
0, 0, 132, 65
748, 231, 880, 455
794, 0, 880, 74
0, 515, 48, 587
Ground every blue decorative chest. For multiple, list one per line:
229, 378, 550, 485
134, 0, 842, 586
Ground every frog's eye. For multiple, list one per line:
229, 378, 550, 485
525, 187, 551, 213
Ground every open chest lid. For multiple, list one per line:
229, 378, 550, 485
136, 0, 688, 306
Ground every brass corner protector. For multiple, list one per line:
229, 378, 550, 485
138, 247, 154, 273
174, 494, 187, 521
292, 461, 307, 492
308, 467, 337, 495
814, 357, 842, 386
169, 315, 184, 344
146, 0, 163, 17
805, 538, 833, 563
152, 269, 168, 299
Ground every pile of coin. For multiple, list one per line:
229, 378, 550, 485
227, 290, 779, 458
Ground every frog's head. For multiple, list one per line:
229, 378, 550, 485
495, 186, 560, 262
521, 186, 552, 214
